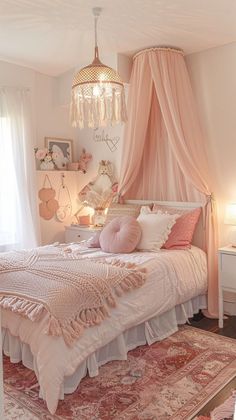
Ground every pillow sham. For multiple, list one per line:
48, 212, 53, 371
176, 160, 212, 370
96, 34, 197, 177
140, 205, 153, 215
105, 203, 141, 225
99, 216, 141, 253
152, 204, 201, 249
136, 212, 179, 251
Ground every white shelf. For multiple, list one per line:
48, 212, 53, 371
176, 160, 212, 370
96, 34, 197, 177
36, 170, 81, 173
68, 225, 101, 231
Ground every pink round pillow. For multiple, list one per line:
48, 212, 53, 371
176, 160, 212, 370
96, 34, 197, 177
99, 216, 141, 253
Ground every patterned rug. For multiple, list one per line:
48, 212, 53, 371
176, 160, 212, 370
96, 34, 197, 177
3, 326, 236, 419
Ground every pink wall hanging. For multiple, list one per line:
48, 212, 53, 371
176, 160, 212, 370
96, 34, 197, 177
38, 175, 59, 220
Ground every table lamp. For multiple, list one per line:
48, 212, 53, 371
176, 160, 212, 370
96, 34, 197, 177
224, 203, 236, 247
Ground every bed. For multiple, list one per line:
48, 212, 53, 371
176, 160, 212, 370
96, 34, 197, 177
0, 201, 207, 414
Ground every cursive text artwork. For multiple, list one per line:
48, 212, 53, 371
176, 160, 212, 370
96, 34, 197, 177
93, 128, 120, 152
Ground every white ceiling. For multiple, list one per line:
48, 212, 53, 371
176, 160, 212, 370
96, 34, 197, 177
0, 0, 236, 76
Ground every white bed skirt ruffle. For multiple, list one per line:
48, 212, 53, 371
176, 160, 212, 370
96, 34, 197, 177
2, 294, 206, 399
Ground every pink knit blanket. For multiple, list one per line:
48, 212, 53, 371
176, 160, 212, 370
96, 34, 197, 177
0, 247, 146, 346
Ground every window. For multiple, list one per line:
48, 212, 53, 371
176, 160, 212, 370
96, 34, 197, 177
0, 88, 38, 251
0, 117, 20, 249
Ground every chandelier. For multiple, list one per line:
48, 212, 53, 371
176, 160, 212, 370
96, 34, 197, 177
70, 7, 127, 129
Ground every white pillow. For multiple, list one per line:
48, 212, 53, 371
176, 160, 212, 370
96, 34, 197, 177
137, 212, 179, 251
140, 205, 152, 215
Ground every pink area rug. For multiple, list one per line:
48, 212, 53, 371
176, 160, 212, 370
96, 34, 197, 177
4, 326, 236, 419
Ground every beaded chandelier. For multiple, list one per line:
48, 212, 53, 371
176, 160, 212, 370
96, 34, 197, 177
70, 8, 127, 129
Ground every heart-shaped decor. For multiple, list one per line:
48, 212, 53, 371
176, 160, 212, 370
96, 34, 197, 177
38, 188, 56, 202
38, 175, 59, 220
39, 202, 54, 220
47, 198, 59, 213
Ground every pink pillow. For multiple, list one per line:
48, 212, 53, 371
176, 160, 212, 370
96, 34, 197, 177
152, 205, 201, 249
87, 231, 101, 248
99, 216, 141, 253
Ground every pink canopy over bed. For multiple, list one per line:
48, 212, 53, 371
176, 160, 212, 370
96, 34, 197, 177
118, 47, 218, 317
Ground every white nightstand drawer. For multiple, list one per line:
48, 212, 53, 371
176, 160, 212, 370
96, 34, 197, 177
65, 226, 101, 243
221, 253, 236, 289
218, 246, 236, 328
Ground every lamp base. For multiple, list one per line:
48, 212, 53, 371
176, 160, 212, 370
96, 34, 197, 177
93, 208, 106, 227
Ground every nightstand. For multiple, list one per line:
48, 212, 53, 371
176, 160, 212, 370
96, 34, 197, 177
218, 246, 236, 328
65, 225, 102, 244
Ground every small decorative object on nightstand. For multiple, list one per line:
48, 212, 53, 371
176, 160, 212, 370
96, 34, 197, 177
93, 207, 106, 227
65, 225, 102, 244
218, 246, 236, 328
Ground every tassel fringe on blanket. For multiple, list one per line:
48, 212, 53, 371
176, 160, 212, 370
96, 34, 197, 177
0, 248, 146, 346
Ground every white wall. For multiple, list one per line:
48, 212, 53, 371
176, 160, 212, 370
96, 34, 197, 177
186, 42, 236, 245
0, 60, 36, 88
35, 73, 77, 151
76, 124, 124, 188
0, 59, 128, 245
0, 61, 77, 149
8, 45, 236, 247
0, 60, 80, 244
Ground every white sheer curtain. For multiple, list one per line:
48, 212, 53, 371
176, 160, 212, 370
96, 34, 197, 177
0, 87, 40, 251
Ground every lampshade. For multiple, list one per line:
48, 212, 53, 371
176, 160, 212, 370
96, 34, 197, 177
70, 8, 127, 129
224, 203, 236, 225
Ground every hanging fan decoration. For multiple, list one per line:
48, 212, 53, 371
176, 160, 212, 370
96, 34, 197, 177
56, 174, 72, 222
38, 175, 59, 220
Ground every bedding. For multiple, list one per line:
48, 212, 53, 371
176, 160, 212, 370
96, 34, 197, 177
1, 244, 207, 414
0, 247, 145, 346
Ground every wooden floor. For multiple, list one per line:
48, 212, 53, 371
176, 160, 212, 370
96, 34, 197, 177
190, 312, 236, 418
190, 312, 236, 338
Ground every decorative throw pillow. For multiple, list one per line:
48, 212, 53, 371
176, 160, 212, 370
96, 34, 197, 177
99, 216, 141, 253
87, 231, 101, 248
152, 204, 201, 249
140, 205, 153, 215
136, 213, 179, 251
105, 203, 141, 225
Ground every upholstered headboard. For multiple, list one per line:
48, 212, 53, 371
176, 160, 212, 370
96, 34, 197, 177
126, 200, 205, 250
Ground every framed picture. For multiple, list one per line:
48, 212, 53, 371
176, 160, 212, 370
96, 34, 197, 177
45, 137, 73, 169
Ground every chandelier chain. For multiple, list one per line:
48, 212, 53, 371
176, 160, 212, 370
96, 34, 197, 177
94, 14, 98, 49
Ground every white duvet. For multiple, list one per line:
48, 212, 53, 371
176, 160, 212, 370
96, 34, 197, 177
1, 245, 207, 414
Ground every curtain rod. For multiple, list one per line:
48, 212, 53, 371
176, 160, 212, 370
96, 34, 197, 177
133, 47, 184, 60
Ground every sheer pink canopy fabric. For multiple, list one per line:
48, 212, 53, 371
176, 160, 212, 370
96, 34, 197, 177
119, 48, 218, 317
